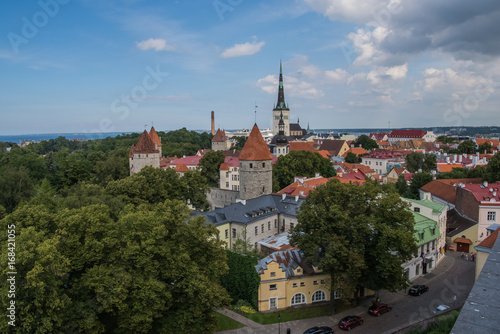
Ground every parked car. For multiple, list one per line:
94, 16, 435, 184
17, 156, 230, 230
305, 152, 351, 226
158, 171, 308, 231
338, 315, 363, 331
409, 285, 429, 296
303, 326, 334, 334
368, 302, 392, 316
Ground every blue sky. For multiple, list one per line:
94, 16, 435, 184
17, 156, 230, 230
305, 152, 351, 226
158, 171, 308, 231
1, 0, 500, 135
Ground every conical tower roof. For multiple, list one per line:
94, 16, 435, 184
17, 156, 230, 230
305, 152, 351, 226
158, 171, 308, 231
239, 124, 273, 161
131, 130, 159, 154
149, 126, 162, 147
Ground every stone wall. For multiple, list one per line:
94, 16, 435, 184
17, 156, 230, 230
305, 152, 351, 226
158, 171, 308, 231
129, 153, 160, 175
239, 159, 272, 200
208, 188, 238, 209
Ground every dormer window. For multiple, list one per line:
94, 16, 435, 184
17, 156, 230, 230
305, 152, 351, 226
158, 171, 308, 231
414, 207, 420, 213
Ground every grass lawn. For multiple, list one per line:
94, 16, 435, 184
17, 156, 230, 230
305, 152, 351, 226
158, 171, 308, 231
241, 302, 353, 325
216, 313, 246, 332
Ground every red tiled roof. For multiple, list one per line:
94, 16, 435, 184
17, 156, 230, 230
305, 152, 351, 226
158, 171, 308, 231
131, 130, 160, 154
278, 176, 329, 197
222, 156, 239, 168
239, 124, 274, 161
462, 182, 500, 203
171, 155, 203, 166
437, 163, 463, 173
317, 150, 331, 159
149, 126, 162, 147
454, 237, 472, 245
289, 141, 316, 152
212, 128, 227, 142
342, 147, 368, 157
419, 178, 483, 204
478, 227, 500, 248
219, 163, 229, 171
389, 129, 426, 139
174, 163, 189, 172
475, 138, 500, 148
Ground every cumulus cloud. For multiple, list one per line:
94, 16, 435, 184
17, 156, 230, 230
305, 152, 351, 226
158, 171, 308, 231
221, 40, 265, 58
136, 38, 175, 51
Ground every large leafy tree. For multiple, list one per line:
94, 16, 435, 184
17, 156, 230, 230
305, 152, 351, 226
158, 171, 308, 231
198, 150, 225, 187
0, 167, 34, 212
291, 180, 416, 311
353, 135, 379, 150
0, 201, 230, 334
485, 152, 500, 182
407, 172, 433, 199
405, 152, 437, 173
344, 152, 361, 163
458, 140, 477, 154
478, 141, 493, 154
273, 150, 336, 191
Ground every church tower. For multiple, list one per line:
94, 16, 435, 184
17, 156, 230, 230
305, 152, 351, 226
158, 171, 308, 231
272, 60, 290, 136
239, 124, 273, 200
271, 111, 289, 157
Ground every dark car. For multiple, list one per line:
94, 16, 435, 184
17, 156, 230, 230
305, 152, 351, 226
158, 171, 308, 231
303, 326, 334, 334
368, 302, 392, 316
338, 315, 363, 331
409, 285, 429, 296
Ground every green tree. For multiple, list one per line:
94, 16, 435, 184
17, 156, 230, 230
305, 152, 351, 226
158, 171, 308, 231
232, 136, 248, 150
437, 135, 454, 144
291, 180, 416, 311
485, 152, 500, 182
405, 152, 436, 173
0, 167, 34, 212
354, 135, 379, 150
273, 150, 336, 192
407, 173, 433, 199
396, 173, 410, 197
478, 141, 493, 154
198, 150, 225, 187
219, 250, 260, 309
344, 151, 361, 163
182, 170, 210, 211
458, 140, 477, 154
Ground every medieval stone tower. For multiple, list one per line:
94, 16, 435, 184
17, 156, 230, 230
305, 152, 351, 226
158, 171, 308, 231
211, 128, 228, 151
129, 127, 161, 175
239, 124, 273, 200
272, 60, 290, 136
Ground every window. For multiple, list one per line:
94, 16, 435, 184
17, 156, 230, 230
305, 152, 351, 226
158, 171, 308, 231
268, 222, 271, 230
262, 163, 265, 168
269, 284, 277, 290
232, 228, 236, 238
487, 211, 496, 221
290, 223, 294, 229
255, 226, 258, 236
270, 272, 276, 277
297, 268, 301, 273
334, 290, 343, 299
292, 283, 297, 288
313, 280, 318, 285
249, 163, 253, 169
261, 224, 264, 233
269, 297, 277, 309
226, 172, 229, 177
312, 290, 326, 302
320, 280, 325, 284
274, 219, 277, 228
225, 229, 228, 239
226, 182, 229, 188
291, 293, 306, 305
300, 282, 305, 287
414, 207, 420, 213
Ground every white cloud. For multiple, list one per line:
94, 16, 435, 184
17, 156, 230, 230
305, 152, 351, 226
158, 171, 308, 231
136, 38, 175, 51
221, 40, 265, 58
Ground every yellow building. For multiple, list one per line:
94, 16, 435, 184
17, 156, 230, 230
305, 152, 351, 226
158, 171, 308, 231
255, 249, 332, 312
474, 227, 500, 281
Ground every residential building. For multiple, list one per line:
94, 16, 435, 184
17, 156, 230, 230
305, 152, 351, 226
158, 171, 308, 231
361, 150, 408, 175
474, 227, 500, 281
199, 194, 304, 250
446, 209, 478, 253
169, 155, 203, 171
317, 139, 350, 157
370, 133, 389, 141
278, 175, 330, 198
384, 167, 410, 184
174, 163, 189, 177
455, 181, 500, 243
219, 156, 240, 191
419, 178, 483, 208
388, 129, 437, 142
255, 249, 331, 312
272, 61, 290, 136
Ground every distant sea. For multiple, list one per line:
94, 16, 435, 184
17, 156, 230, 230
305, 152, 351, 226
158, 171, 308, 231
0, 132, 129, 143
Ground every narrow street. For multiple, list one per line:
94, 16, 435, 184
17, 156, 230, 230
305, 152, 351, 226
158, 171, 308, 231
217, 252, 476, 334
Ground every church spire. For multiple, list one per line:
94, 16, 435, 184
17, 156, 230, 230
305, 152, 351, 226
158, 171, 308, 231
275, 60, 287, 110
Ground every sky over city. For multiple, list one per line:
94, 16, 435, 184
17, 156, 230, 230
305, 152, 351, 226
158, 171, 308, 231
1, 0, 499, 135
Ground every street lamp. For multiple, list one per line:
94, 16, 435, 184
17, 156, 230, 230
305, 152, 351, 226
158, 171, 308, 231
278, 313, 281, 334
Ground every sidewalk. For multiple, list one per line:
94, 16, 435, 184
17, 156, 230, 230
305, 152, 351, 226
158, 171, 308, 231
216, 254, 459, 334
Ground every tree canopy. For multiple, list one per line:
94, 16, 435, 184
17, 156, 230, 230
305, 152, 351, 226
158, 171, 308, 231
272, 150, 336, 192
484, 152, 500, 182
198, 150, 226, 187
353, 135, 379, 150
291, 180, 417, 310
405, 152, 437, 173
457, 140, 477, 154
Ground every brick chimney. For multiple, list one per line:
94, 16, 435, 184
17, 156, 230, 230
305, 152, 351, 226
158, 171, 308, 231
211, 111, 215, 136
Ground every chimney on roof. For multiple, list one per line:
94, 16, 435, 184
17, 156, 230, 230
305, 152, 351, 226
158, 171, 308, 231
494, 192, 497, 197
459, 155, 462, 162
433, 175, 436, 180
315, 172, 320, 177
211, 111, 215, 136
483, 157, 486, 164
454, 154, 457, 162
282, 193, 286, 200
463, 153, 467, 157
472, 156, 477, 164
446, 157, 450, 163
295, 195, 299, 202
484, 181, 489, 187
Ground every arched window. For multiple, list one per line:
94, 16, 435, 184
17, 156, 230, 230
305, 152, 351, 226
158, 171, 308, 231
312, 290, 326, 302
291, 293, 306, 305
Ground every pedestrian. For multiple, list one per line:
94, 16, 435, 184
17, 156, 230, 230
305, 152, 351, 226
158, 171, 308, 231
453, 293, 458, 307
465, 253, 468, 261
472, 253, 475, 262
461, 252, 465, 259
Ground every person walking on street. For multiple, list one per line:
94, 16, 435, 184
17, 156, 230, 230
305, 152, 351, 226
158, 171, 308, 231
465, 253, 468, 260
461, 252, 465, 259
453, 293, 458, 307
472, 253, 475, 262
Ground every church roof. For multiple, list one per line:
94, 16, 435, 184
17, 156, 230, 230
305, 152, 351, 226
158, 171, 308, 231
149, 126, 162, 147
131, 130, 160, 154
239, 124, 274, 161
212, 128, 227, 142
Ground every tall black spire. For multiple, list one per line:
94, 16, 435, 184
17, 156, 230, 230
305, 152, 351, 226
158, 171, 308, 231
275, 60, 287, 110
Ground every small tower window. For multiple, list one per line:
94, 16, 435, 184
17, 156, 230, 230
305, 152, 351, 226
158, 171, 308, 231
262, 163, 265, 168
249, 163, 253, 168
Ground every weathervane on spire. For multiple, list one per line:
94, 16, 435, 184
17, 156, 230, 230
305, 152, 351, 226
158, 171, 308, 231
254, 102, 258, 124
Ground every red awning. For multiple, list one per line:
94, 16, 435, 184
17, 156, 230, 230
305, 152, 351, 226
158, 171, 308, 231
454, 238, 472, 245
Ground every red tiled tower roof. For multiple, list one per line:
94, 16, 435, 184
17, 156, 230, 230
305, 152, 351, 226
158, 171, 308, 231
174, 163, 189, 172
239, 124, 274, 161
131, 130, 159, 154
212, 128, 227, 142
149, 126, 162, 147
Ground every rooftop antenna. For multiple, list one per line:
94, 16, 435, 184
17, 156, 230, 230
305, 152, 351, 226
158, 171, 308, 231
254, 102, 258, 124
